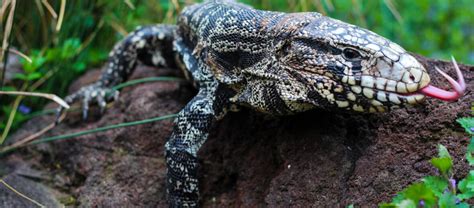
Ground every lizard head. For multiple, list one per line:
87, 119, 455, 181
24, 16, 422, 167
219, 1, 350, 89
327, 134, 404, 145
277, 16, 465, 112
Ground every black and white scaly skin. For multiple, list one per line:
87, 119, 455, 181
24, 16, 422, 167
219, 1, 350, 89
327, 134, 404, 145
60, 1, 459, 207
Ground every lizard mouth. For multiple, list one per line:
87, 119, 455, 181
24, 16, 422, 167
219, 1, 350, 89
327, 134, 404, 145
358, 57, 465, 111
413, 57, 466, 102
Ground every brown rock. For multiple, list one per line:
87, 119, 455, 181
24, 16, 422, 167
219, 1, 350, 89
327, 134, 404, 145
2, 56, 473, 207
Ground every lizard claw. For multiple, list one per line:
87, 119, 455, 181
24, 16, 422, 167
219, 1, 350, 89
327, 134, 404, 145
55, 96, 73, 125
96, 94, 107, 115
55, 106, 65, 125
55, 83, 119, 124
82, 96, 91, 120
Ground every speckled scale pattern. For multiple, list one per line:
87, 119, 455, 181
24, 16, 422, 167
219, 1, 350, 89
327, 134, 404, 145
63, 0, 433, 207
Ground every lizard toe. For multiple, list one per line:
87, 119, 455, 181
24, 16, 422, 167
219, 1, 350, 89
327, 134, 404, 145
96, 92, 107, 114
82, 96, 91, 121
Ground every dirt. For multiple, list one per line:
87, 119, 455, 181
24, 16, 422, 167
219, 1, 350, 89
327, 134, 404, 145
1, 55, 473, 207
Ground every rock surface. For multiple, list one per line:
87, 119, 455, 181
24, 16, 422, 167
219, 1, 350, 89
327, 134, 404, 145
2, 56, 473, 207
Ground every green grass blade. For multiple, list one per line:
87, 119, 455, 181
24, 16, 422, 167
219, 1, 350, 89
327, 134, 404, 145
0, 114, 178, 155
30, 114, 178, 145
112, 76, 185, 90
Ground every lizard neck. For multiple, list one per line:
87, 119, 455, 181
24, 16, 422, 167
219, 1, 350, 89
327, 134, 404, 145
261, 11, 323, 40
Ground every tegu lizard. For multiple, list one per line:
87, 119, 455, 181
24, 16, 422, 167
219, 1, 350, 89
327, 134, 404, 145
58, 1, 466, 207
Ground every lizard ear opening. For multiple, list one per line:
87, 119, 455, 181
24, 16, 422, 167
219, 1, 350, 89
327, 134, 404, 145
275, 40, 293, 58
280, 38, 344, 58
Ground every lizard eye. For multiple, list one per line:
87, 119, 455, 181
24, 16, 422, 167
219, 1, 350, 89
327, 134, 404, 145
342, 48, 362, 61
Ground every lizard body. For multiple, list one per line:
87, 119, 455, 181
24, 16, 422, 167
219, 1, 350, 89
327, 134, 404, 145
61, 1, 465, 207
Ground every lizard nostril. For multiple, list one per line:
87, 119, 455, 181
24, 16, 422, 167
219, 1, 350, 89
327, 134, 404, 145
409, 74, 416, 82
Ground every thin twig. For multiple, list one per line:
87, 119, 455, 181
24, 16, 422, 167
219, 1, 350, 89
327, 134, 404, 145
34, 0, 49, 44
41, 0, 58, 18
164, 0, 176, 24
351, 0, 367, 28
1, 0, 15, 60
29, 69, 55, 91
34, 0, 45, 17
0, 91, 70, 109
0, 179, 45, 208
383, 0, 403, 23
78, 19, 105, 54
0, 83, 26, 145
0, 114, 177, 154
171, 0, 180, 11
0, 0, 16, 88
3, 112, 66, 152
1, 95, 22, 143
312, 0, 327, 15
0, 0, 11, 24
0, 47, 32, 63
324, 0, 334, 12
55, 0, 66, 32
124, 0, 135, 10
0, 76, 182, 153
108, 20, 128, 36
12, 25, 28, 50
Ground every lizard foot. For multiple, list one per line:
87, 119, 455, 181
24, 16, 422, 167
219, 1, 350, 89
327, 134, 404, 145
55, 83, 119, 124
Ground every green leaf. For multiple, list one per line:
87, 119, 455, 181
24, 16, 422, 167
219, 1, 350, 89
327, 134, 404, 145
457, 117, 474, 135
13, 73, 28, 80
26, 72, 42, 81
437, 144, 451, 158
438, 192, 457, 208
399, 183, 436, 207
379, 203, 397, 208
45, 48, 61, 61
347, 205, 354, 208
22, 55, 47, 73
466, 137, 474, 166
398, 199, 417, 208
457, 171, 474, 200
455, 202, 470, 208
392, 194, 405, 203
431, 157, 453, 176
72, 62, 86, 72
431, 145, 453, 176
1, 86, 17, 91
86, 49, 108, 64
423, 176, 448, 197
60, 38, 82, 59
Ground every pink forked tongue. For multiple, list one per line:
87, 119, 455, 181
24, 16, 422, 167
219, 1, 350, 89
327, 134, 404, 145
419, 57, 466, 102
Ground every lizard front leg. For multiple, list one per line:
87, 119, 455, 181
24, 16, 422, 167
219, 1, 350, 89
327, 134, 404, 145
59, 24, 177, 120
165, 81, 230, 207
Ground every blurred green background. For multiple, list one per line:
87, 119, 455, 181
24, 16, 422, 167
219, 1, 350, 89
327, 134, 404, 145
0, 0, 473, 137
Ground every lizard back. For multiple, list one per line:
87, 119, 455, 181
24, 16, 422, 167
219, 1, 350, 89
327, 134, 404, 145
177, 1, 282, 85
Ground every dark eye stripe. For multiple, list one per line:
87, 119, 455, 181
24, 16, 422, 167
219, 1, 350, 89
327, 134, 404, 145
295, 38, 342, 55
